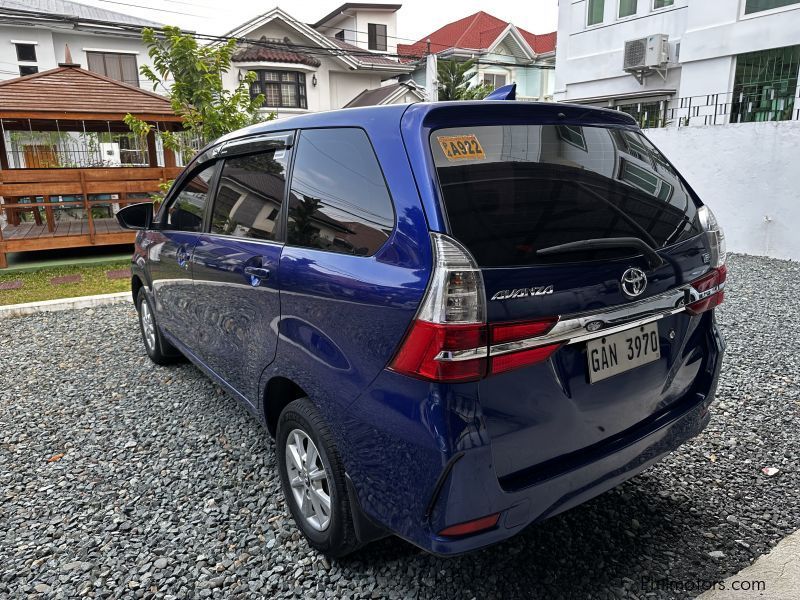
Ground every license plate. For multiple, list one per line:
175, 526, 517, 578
587, 322, 660, 383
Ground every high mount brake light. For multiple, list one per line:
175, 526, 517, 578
390, 234, 561, 382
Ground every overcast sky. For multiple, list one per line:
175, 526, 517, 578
77, 0, 559, 40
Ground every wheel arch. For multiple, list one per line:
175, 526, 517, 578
263, 376, 308, 437
131, 274, 144, 304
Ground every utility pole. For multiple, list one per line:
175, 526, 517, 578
425, 38, 438, 102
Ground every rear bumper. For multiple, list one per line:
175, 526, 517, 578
427, 388, 714, 555
421, 316, 724, 555
343, 315, 724, 556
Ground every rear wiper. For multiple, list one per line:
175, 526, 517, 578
536, 237, 665, 269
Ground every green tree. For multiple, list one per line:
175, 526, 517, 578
437, 59, 493, 101
124, 26, 269, 160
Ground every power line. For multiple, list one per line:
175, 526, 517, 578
0, 6, 553, 68
89, 0, 209, 18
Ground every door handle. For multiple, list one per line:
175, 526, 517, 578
244, 266, 271, 285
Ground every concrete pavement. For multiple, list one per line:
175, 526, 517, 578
697, 530, 800, 599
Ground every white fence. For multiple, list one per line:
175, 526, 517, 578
646, 120, 800, 261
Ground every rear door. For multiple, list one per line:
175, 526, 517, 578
429, 123, 714, 479
190, 134, 292, 403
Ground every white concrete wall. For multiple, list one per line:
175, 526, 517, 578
329, 71, 382, 108
0, 26, 57, 78
353, 10, 398, 55
227, 19, 385, 115
556, 0, 800, 103
0, 25, 154, 85
555, 0, 689, 101
646, 121, 800, 260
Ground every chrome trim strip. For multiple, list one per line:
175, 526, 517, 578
434, 347, 489, 362
433, 281, 724, 363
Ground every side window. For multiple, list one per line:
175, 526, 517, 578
165, 163, 215, 232
287, 128, 394, 256
211, 149, 289, 240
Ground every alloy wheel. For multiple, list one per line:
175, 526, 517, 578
285, 429, 332, 531
140, 300, 157, 352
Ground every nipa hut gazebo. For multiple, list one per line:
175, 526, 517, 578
0, 57, 185, 268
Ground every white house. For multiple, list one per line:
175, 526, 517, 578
0, 0, 161, 87
398, 11, 557, 101
222, 4, 421, 117
555, 0, 800, 126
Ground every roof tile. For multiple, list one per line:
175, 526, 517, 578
0, 66, 178, 118
397, 11, 556, 58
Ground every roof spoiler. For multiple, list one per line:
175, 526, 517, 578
484, 83, 516, 101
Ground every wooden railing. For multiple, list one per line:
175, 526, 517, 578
0, 166, 182, 268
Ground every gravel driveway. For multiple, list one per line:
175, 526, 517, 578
1, 253, 799, 599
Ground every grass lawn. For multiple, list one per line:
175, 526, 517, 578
0, 261, 131, 306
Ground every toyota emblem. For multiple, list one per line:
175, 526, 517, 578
621, 267, 647, 298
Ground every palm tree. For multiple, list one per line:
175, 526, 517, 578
436, 59, 493, 100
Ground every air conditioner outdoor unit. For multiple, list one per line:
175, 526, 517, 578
624, 34, 669, 71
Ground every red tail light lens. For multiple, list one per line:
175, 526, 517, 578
491, 343, 563, 374
687, 265, 727, 315
490, 317, 558, 344
438, 513, 500, 537
390, 321, 487, 383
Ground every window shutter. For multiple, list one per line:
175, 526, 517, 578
120, 54, 139, 87
86, 52, 105, 76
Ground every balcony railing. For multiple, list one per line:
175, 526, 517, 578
619, 88, 800, 129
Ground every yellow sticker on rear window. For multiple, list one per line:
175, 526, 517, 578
437, 134, 486, 161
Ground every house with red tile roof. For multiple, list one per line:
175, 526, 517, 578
220, 5, 421, 116
398, 11, 557, 101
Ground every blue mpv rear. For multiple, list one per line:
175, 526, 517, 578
119, 101, 726, 557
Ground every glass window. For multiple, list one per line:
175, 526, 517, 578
249, 70, 307, 109
165, 164, 215, 232
429, 125, 702, 267
482, 73, 507, 90
15, 43, 36, 62
745, 0, 799, 14
287, 128, 394, 256
19, 65, 38, 76
368, 23, 387, 51
620, 0, 638, 18
731, 45, 800, 123
618, 101, 665, 128
335, 30, 345, 41
86, 52, 139, 87
653, 0, 674, 9
211, 149, 289, 240
588, 0, 605, 25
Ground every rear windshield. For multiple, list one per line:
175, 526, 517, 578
431, 125, 702, 267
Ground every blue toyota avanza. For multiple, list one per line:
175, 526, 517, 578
118, 100, 726, 557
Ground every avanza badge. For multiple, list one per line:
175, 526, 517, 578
437, 134, 486, 161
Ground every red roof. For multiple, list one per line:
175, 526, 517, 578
397, 11, 556, 59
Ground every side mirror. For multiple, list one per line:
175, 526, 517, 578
116, 202, 153, 230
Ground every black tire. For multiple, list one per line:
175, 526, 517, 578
276, 398, 359, 557
135, 287, 179, 365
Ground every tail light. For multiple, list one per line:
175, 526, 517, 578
390, 233, 560, 382
698, 206, 726, 269
489, 318, 561, 374
687, 264, 727, 315
390, 233, 488, 383
689, 206, 727, 315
